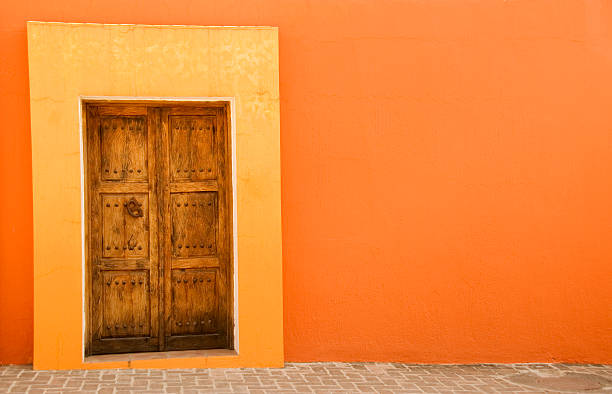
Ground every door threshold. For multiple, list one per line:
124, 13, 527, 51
85, 349, 237, 364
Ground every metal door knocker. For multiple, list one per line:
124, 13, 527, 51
126, 198, 143, 217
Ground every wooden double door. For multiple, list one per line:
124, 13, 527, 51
85, 103, 233, 355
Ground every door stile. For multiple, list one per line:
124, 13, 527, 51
215, 107, 231, 348
86, 105, 102, 356
220, 104, 234, 349
147, 107, 160, 346
159, 108, 172, 350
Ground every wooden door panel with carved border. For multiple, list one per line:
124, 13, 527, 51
85, 103, 233, 356
160, 107, 231, 351
86, 106, 159, 355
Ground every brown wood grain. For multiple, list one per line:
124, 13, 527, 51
161, 105, 232, 351
171, 257, 220, 270
85, 102, 233, 355
169, 181, 219, 193
97, 106, 147, 116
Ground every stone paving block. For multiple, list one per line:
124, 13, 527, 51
0, 362, 611, 393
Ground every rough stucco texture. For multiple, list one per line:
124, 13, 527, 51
2, 0, 612, 365
27, 22, 282, 370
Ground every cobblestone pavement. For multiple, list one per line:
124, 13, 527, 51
1, 362, 611, 393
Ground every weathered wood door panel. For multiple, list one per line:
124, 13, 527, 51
160, 107, 231, 351
87, 107, 160, 354
86, 103, 232, 356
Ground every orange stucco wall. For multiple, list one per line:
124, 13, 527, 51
2, 0, 612, 365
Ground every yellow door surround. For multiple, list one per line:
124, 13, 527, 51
27, 22, 282, 370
